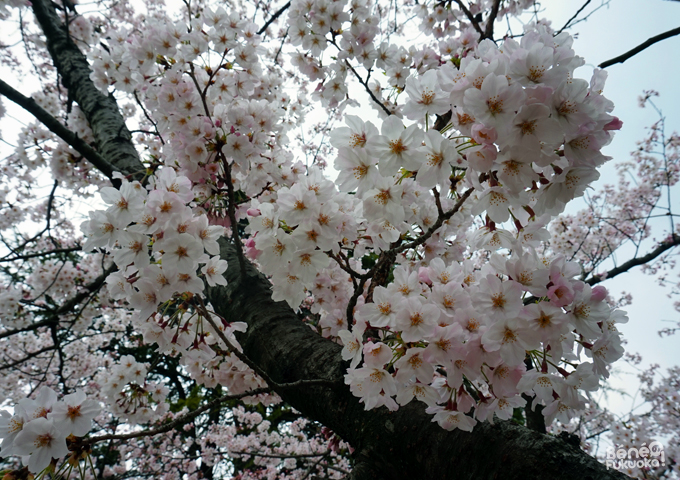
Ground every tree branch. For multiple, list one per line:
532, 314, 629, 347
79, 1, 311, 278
86, 379, 332, 444
0, 346, 55, 370
586, 233, 680, 285
22, 0, 636, 474
555, 0, 592, 35
599, 26, 680, 68
453, 0, 484, 38
345, 61, 391, 117
0, 319, 53, 341
483, 0, 502, 40
0, 246, 82, 263
258, 1, 291, 35
394, 185, 477, 255
0, 79, 118, 181
30, 0, 145, 180
204, 239, 628, 480
0, 265, 114, 340
86, 386, 276, 444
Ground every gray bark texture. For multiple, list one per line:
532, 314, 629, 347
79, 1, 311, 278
31, 0, 144, 182
204, 240, 630, 480
28, 0, 631, 477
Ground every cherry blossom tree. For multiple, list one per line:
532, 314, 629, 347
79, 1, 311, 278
0, 0, 678, 478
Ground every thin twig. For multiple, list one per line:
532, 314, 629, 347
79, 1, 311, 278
0, 265, 115, 340
345, 61, 391, 116
258, 1, 291, 35
395, 185, 477, 255
586, 233, 680, 285
224, 161, 247, 276
599, 26, 680, 68
133, 90, 164, 145
85, 387, 275, 444
0, 346, 55, 371
85, 378, 336, 445
555, 0, 592, 35
197, 298, 338, 392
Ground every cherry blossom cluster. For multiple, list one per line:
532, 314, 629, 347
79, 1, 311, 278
548, 97, 679, 283
287, 0, 386, 107
340, 259, 627, 430
0, 243, 106, 332
77, 4, 632, 433
82, 170, 277, 407
0, 386, 101, 474
18, 0, 624, 443
96, 403, 350, 479
285, 0, 534, 114
9, 93, 108, 193
235, 21, 627, 431
81, 5, 317, 249
197, 406, 351, 479
2, 0, 678, 475
413, 0, 534, 40
97, 354, 170, 424
81, 169, 227, 322
547, 361, 680, 479
137, 310, 278, 406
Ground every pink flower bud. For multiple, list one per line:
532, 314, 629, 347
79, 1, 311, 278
205, 163, 219, 175
604, 117, 623, 131
245, 237, 261, 260
591, 285, 608, 302
418, 267, 432, 286
208, 214, 231, 228
247, 208, 261, 217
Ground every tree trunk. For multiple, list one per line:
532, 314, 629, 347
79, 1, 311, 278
206, 240, 629, 480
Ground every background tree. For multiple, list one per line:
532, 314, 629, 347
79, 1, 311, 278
0, 0, 678, 479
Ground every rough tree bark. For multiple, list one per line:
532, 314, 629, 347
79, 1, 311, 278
205, 241, 629, 480
31, 0, 144, 181
11, 0, 631, 478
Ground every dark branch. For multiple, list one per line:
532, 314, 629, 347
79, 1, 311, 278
0, 247, 82, 263
483, 0, 502, 40
0, 79, 117, 181
395, 182, 481, 256
586, 233, 680, 285
203, 239, 627, 480
0, 346, 56, 371
0, 265, 114, 341
86, 387, 276, 444
30, 0, 145, 180
85, 379, 331, 444
345, 61, 392, 117
258, 1, 291, 35
599, 26, 680, 68
555, 0, 592, 35
0, 319, 53, 341
453, 0, 484, 37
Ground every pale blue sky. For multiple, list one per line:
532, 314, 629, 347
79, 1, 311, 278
540, 0, 680, 417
